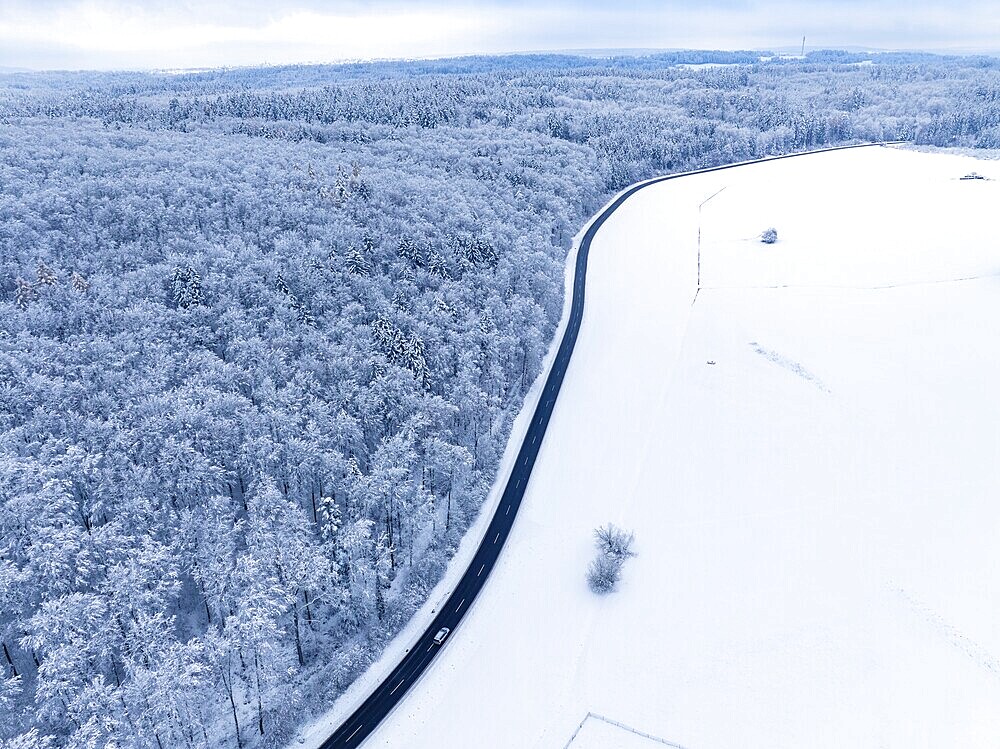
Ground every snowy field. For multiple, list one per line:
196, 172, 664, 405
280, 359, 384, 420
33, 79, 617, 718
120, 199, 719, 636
333, 145, 1000, 748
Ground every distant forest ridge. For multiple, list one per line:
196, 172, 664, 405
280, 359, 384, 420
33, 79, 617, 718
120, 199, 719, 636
3, 47, 999, 83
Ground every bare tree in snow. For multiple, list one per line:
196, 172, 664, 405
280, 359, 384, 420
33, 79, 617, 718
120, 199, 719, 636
587, 524, 636, 594
594, 523, 636, 562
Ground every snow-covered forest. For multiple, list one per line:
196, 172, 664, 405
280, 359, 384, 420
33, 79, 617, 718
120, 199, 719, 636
2, 50, 999, 749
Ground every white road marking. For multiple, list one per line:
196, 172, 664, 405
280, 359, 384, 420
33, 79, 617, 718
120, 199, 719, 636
347, 725, 362, 742
456, 598, 465, 612
390, 679, 404, 695
494, 532, 500, 543
505, 505, 510, 516
532, 433, 538, 445
515, 478, 520, 489
478, 564, 485, 577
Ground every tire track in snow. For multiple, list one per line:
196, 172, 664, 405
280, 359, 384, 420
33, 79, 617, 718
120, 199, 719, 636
749, 341, 830, 393
893, 587, 1000, 680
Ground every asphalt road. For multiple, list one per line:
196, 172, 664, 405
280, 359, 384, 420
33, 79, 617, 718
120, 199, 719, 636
318, 141, 901, 748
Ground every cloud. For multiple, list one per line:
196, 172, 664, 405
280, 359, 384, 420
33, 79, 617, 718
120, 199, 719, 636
2, 0, 998, 71
1, 2, 506, 69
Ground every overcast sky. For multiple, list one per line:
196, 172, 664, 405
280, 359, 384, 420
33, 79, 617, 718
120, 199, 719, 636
2, 0, 998, 71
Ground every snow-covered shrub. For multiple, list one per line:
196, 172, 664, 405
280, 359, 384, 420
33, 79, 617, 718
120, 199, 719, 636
587, 524, 636, 594
761, 228, 778, 244
587, 553, 622, 594
595, 523, 636, 561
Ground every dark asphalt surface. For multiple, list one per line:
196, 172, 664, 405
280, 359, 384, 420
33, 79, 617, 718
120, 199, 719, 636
319, 141, 900, 749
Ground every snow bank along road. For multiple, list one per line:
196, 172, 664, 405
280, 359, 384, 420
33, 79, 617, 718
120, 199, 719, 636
317, 142, 902, 748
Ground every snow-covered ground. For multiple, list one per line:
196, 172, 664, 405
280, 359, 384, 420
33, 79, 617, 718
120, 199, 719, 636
565, 714, 685, 749
361, 145, 1000, 747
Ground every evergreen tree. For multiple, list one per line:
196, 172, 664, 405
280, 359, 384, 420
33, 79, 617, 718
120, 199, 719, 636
346, 248, 369, 276
70, 272, 90, 293
13, 278, 35, 311
35, 262, 57, 287
170, 264, 204, 308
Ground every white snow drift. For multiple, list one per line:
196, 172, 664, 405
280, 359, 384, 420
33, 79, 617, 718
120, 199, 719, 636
318, 145, 1000, 748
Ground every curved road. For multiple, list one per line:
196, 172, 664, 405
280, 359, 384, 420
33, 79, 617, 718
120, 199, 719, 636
319, 141, 902, 748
